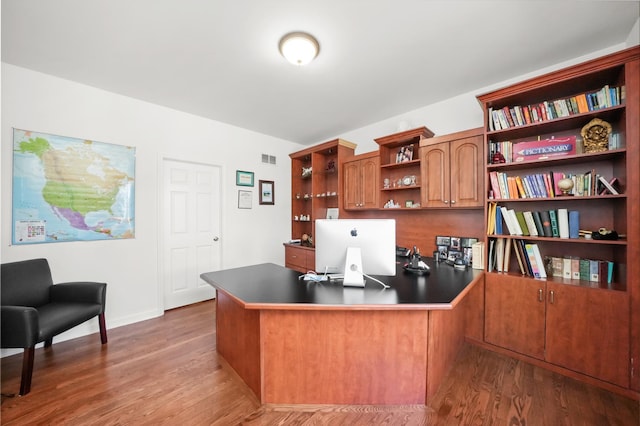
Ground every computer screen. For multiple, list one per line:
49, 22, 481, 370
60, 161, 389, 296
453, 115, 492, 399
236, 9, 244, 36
315, 219, 396, 287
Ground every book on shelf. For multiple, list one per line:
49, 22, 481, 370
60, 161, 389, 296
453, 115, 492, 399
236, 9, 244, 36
503, 238, 512, 273
495, 238, 505, 273
598, 175, 620, 195
513, 239, 526, 275
557, 208, 569, 239
568, 211, 580, 239
524, 243, 546, 278
523, 211, 538, 237
562, 257, 572, 279
579, 259, 591, 281
549, 256, 564, 277
515, 211, 529, 236
589, 260, 600, 282
571, 257, 580, 280
488, 239, 495, 272
548, 210, 559, 237
532, 211, 545, 236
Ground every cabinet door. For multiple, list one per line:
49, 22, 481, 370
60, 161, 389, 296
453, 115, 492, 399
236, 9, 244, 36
484, 274, 545, 359
360, 156, 379, 209
545, 283, 629, 387
421, 142, 450, 208
343, 160, 362, 210
450, 136, 483, 207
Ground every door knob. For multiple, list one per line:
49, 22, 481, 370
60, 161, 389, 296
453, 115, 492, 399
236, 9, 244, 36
213, 236, 219, 241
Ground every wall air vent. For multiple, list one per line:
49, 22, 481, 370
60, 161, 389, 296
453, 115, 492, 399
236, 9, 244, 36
262, 154, 276, 165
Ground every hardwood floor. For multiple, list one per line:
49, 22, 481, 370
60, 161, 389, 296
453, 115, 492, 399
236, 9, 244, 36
2, 300, 638, 425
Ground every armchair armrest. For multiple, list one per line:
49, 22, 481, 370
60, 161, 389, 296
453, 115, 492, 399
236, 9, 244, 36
1, 306, 39, 348
50, 282, 107, 311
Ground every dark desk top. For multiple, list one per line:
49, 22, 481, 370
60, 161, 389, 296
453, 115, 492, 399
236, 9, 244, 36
200, 258, 482, 311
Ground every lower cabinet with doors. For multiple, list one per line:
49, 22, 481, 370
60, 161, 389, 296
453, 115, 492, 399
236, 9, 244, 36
484, 273, 629, 388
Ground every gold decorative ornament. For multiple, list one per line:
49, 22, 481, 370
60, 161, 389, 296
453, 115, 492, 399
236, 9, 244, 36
581, 118, 611, 153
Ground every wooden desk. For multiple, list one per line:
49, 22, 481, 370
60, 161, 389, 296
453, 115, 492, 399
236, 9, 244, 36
201, 260, 482, 405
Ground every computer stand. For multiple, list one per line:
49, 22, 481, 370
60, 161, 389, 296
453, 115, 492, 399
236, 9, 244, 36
343, 247, 365, 287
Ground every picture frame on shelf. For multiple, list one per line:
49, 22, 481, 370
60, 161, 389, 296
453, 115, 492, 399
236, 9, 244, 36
259, 180, 274, 205
236, 170, 254, 187
396, 145, 413, 163
238, 190, 252, 209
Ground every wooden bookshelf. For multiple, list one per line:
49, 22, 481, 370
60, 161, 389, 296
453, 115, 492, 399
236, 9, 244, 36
477, 46, 639, 395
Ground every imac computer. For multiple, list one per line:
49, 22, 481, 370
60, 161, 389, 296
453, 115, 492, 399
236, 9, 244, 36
315, 219, 396, 287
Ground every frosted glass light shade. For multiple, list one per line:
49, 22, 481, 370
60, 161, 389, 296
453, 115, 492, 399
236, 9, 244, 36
279, 32, 319, 66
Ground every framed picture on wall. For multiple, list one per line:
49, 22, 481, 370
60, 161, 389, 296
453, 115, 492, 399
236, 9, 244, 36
236, 170, 254, 187
238, 190, 252, 209
259, 180, 274, 205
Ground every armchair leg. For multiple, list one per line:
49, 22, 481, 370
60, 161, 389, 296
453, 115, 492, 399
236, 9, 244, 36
44, 338, 53, 347
99, 313, 108, 344
19, 347, 35, 396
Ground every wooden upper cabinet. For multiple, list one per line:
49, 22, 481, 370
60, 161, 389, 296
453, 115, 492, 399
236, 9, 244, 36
421, 142, 450, 208
420, 128, 483, 208
344, 153, 379, 210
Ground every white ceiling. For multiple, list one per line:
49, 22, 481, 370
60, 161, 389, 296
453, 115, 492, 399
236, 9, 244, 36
2, 1, 639, 145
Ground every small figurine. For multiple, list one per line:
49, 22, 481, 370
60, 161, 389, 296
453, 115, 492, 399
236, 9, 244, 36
301, 233, 313, 247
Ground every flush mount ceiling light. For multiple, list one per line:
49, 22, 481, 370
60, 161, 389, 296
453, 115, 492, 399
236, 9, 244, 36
278, 32, 320, 66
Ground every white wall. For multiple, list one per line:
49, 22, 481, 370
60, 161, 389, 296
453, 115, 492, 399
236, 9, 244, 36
1, 64, 302, 352
333, 36, 639, 154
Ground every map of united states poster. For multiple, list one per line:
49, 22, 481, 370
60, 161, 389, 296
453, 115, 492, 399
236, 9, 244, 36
12, 129, 135, 244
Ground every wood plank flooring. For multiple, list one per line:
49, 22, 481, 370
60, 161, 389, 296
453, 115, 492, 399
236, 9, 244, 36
2, 300, 638, 425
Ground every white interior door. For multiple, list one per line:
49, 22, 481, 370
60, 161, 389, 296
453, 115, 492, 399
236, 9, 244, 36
163, 159, 221, 309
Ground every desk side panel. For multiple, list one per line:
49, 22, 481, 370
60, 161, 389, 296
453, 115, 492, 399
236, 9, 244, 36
216, 291, 261, 400
260, 309, 428, 404
426, 303, 466, 402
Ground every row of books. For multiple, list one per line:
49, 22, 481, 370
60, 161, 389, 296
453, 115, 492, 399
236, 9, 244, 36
489, 170, 620, 200
487, 204, 580, 239
489, 237, 615, 284
488, 238, 547, 278
488, 84, 626, 131
545, 255, 615, 284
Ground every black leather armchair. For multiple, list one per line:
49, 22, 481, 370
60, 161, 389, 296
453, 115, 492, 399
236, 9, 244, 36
1, 258, 107, 395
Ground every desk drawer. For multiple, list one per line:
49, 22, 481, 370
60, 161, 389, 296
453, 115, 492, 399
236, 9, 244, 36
285, 245, 314, 273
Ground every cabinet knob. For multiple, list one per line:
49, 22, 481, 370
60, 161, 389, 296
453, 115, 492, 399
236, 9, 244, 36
549, 290, 555, 304
450, 200, 456, 204
538, 288, 543, 302
444, 200, 449, 204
